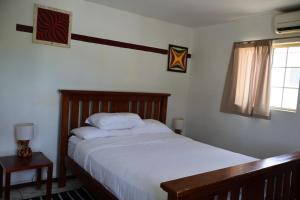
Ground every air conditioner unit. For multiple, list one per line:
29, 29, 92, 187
274, 11, 300, 34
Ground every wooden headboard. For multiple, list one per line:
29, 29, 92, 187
58, 90, 170, 185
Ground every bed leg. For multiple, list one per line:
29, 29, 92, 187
167, 194, 178, 200
58, 156, 66, 187
58, 174, 66, 187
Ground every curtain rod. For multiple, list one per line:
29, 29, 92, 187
235, 35, 300, 44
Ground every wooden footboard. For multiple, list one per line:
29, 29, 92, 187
161, 151, 300, 200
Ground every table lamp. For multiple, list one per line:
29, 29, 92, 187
173, 118, 184, 134
15, 123, 34, 158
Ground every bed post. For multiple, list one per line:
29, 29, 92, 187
160, 96, 168, 123
58, 93, 69, 187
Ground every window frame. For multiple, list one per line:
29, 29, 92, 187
270, 45, 300, 112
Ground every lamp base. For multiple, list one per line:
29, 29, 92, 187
17, 140, 32, 158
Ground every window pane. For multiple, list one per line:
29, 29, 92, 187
282, 88, 298, 110
287, 47, 300, 67
271, 68, 285, 87
272, 48, 287, 68
270, 87, 283, 108
284, 68, 300, 88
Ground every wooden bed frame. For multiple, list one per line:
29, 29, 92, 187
58, 90, 300, 200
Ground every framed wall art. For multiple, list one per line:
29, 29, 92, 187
167, 44, 188, 73
33, 4, 72, 48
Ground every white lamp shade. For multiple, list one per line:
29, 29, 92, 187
173, 118, 184, 130
15, 123, 34, 141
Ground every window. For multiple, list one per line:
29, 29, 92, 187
270, 46, 300, 111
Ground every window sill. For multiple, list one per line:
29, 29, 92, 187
271, 107, 296, 113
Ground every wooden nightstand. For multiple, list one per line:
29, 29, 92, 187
0, 152, 53, 200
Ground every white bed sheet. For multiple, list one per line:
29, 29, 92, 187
68, 135, 82, 156
69, 133, 257, 200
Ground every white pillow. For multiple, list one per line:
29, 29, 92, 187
70, 126, 103, 140
131, 119, 173, 134
71, 119, 172, 140
85, 112, 145, 130
71, 126, 134, 139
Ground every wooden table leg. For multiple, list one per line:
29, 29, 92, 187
36, 168, 42, 189
4, 172, 10, 200
46, 164, 53, 200
0, 165, 3, 198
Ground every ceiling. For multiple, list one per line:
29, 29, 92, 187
86, 0, 300, 27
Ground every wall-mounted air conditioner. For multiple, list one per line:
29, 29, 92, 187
274, 11, 300, 34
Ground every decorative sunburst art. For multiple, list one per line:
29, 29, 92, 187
167, 44, 188, 73
33, 4, 72, 48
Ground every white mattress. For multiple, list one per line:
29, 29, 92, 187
68, 133, 256, 200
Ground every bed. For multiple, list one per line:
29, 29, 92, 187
58, 90, 300, 200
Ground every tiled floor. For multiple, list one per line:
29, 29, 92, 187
0, 179, 82, 200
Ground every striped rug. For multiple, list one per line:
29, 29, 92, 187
24, 187, 95, 200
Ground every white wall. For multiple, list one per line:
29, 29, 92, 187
0, 0, 193, 184
3, 0, 299, 186
187, 12, 300, 159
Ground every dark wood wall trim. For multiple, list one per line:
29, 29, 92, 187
16, 24, 33, 33
16, 24, 191, 58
